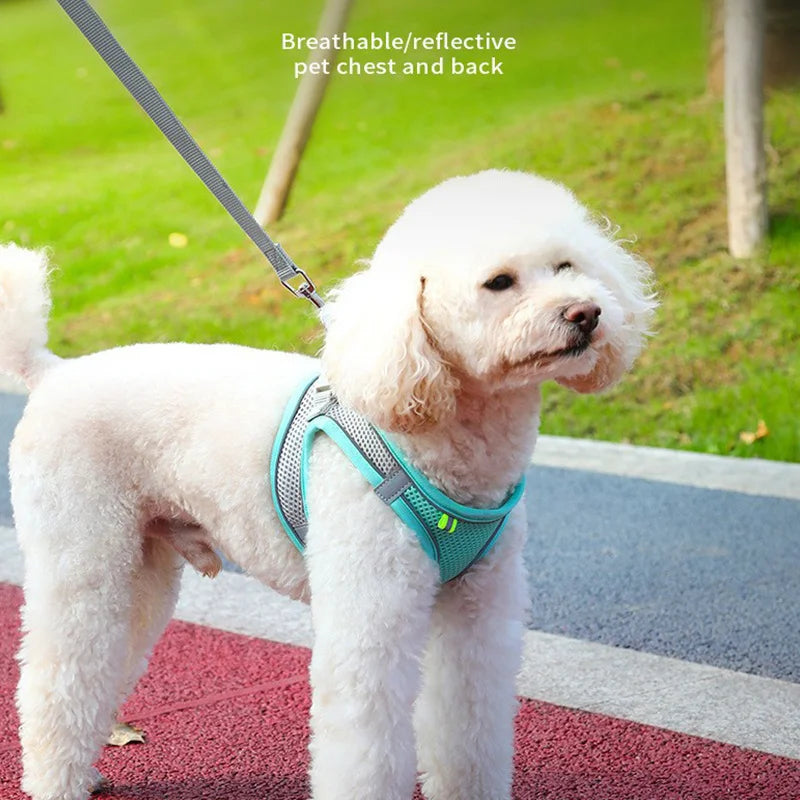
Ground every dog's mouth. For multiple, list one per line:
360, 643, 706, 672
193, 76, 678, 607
506, 333, 593, 371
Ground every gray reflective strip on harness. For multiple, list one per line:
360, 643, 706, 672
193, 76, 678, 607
374, 468, 413, 504
54, 0, 324, 310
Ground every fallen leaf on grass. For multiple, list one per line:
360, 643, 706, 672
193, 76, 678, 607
739, 419, 769, 445
168, 232, 188, 248
107, 721, 145, 746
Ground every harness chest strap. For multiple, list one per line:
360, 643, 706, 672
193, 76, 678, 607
270, 376, 525, 583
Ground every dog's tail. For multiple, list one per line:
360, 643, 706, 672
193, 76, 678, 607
0, 243, 60, 390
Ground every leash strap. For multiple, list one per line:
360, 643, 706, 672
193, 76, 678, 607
54, 0, 325, 310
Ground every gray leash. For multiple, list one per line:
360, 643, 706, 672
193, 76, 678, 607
54, 0, 325, 310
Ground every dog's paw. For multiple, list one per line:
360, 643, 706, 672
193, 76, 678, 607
88, 766, 112, 795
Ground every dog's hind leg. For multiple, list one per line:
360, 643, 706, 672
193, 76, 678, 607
111, 517, 226, 726
114, 535, 184, 728
414, 511, 528, 800
13, 476, 145, 800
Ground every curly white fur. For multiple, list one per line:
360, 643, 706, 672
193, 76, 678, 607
1, 170, 655, 800
0, 243, 58, 388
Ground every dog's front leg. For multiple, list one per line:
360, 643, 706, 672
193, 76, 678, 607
305, 445, 438, 800
414, 509, 528, 800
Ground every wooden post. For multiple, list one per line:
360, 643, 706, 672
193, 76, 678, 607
724, 0, 768, 258
254, 0, 354, 226
709, 0, 800, 96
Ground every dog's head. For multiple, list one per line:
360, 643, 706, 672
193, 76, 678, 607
322, 170, 656, 433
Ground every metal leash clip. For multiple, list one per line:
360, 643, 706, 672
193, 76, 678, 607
280, 268, 320, 304
274, 244, 325, 309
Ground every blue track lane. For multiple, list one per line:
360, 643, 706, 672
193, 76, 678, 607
2, 393, 799, 682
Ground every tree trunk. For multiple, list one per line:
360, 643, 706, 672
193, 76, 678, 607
724, 0, 768, 258
254, 0, 354, 226
709, 0, 800, 95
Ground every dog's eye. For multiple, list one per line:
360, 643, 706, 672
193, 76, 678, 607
555, 261, 573, 273
482, 273, 516, 292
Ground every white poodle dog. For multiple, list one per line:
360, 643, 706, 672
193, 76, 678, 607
0, 170, 655, 800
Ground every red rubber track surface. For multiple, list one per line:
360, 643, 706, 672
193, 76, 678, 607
1, 582, 798, 799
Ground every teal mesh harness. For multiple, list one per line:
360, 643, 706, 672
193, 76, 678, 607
270, 375, 525, 582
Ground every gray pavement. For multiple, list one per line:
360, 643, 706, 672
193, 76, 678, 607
0, 393, 25, 527
524, 467, 800, 682
2, 391, 799, 685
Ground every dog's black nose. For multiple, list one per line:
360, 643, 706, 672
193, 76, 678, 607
562, 302, 601, 334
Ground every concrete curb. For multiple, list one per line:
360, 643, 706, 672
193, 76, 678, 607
518, 629, 800, 760
532, 435, 800, 500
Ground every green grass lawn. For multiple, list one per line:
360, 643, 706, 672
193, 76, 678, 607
1, 0, 798, 461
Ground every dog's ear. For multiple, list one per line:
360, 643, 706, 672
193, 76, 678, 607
322, 265, 457, 433
557, 237, 656, 394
